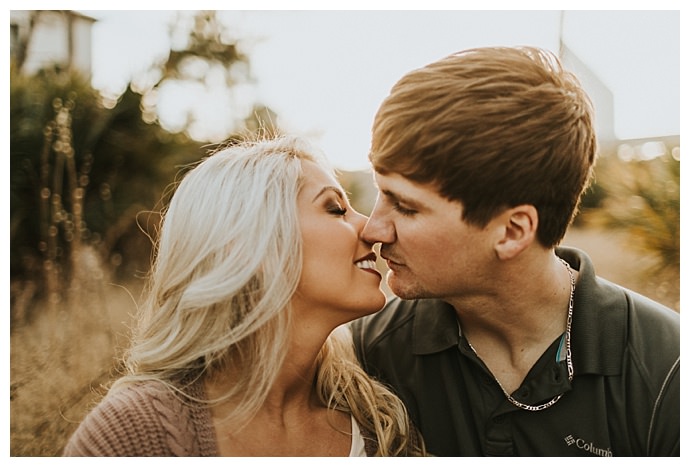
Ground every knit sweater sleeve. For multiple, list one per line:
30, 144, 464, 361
63, 381, 208, 456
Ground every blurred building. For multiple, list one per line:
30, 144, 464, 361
10, 10, 95, 78
560, 44, 617, 151
560, 34, 678, 161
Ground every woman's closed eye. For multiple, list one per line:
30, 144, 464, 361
327, 202, 347, 216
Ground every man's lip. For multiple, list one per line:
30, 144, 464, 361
381, 254, 401, 266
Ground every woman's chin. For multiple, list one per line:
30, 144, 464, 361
367, 291, 387, 315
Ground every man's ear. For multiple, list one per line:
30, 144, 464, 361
494, 205, 538, 260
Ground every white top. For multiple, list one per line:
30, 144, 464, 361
349, 414, 367, 457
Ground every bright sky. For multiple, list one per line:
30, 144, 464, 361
76, 5, 680, 171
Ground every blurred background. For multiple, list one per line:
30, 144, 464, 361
9, 9, 680, 456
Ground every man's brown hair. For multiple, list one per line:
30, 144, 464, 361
370, 46, 598, 247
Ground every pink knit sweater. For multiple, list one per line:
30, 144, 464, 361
63, 378, 382, 456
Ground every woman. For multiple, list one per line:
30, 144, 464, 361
63, 135, 425, 456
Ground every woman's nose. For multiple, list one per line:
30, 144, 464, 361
352, 209, 370, 232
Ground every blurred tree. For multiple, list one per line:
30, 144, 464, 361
10, 64, 200, 308
580, 149, 680, 274
10, 10, 279, 315
140, 10, 279, 141
10, 65, 99, 298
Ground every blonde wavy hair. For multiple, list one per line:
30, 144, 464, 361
113, 135, 424, 456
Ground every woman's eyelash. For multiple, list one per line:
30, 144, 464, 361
328, 205, 347, 216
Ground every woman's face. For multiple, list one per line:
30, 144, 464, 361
293, 160, 386, 325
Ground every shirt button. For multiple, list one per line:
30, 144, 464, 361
519, 388, 530, 398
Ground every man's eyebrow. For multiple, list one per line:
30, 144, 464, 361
312, 186, 345, 203
381, 188, 423, 208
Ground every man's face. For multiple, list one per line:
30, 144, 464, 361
362, 171, 495, 300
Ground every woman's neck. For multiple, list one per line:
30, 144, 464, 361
205, 324, 351, 456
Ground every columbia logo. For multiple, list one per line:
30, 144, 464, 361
564, 434, 613, 456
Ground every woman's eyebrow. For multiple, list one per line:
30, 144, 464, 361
312, 185, 345, 203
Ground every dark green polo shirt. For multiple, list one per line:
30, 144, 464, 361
351, 247, 679, 456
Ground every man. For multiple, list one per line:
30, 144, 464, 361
351, 47, 679, 456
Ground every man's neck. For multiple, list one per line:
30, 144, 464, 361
449, 254, 575, 393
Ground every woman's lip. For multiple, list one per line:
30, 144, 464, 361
361, 267, 382, 279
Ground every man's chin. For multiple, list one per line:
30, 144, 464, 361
387, 274, 425, 300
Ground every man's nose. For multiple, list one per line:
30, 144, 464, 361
362, 199, 396, 245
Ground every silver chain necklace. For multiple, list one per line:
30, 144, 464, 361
467, 257, 575, 412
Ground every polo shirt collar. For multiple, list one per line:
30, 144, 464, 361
557, 246, 626, 376
411, 299, 459, 355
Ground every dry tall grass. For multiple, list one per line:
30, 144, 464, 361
9, 247, 142, 456
9, 96, 143, 456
